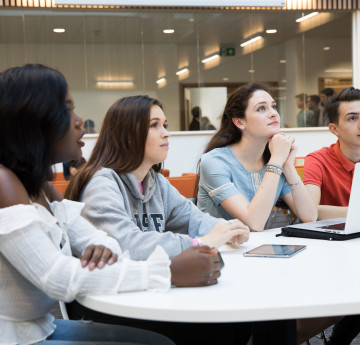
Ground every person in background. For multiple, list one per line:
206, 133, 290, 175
0, 64, 224, 345
318, 87, 335, 126
304, 87, 360, 345
296, 93, 316, 127
68, 157, 86, 177
84, 119, 96, 133
189, 106, 201, 130
307, 94, 321, 126
62, 161, 71, 180
200, 115, 216, 130
63, 157, 86, 181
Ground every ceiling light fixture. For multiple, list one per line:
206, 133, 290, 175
280, 59, 286, 63
163, 29, 175, 34
324, 69, 352, 73
323, 46, 331, 51
176, 68, 189, 76
201, 54, 220, 64
266, 29, 277, 34
156, 77, 166, 84
96, 80, 134, 87
296, 12, 319, 23
53, 28, 65, 33
240, 35, 262, 48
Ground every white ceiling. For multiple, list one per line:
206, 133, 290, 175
0, 8, 351, 47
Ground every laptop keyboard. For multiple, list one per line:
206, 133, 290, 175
320, 223, 346, 231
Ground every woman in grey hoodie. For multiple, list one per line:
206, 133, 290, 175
65, 96, 289, 345
66, 95, 249, 261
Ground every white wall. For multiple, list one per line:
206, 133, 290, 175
55, 128, 337, 176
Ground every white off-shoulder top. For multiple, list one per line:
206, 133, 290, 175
0, 199, 171, 345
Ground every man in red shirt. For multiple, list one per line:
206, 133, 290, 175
304, 87, 360, 345
304, 87, 360, 220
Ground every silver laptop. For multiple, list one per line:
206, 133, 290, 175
286, 162, 360, 235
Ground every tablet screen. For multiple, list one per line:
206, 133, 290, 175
243, 244, 306, 258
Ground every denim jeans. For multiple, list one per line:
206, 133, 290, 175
36, 319, 175, 345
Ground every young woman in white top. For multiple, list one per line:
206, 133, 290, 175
0, 64, 223, 345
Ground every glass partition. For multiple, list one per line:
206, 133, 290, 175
0, 9, 352, 131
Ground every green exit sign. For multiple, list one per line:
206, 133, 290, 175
220, 47, 236, 57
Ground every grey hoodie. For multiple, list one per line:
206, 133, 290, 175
80, 168, 222, 260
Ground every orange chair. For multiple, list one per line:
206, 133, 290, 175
50, 181, 70, 195
294, 157, 305, 181
166, 175, 197, 199
160, 169, 170, 177
53, 172, 66, 182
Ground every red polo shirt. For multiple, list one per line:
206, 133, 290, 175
304, 141, 355, 206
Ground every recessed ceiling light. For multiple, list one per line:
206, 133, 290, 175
266, 29, 277, 34
280, 59, 286, 63
53, 28, 65, 33
223, 77, 229, 81
189, 18, 195, 22
296, 12, 319, 23
163, 29, 175, 34
248, 69, 255, 73
323, 46, 331, 51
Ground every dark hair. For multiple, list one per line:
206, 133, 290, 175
191, 106, 201, 118
326, 87, 360, 124
84, 119, 94, 129
308, 94, 320, 105
194, 83, 271, 201
69, 157, 86, 170
321, 88, 335, 97
0, 64, 70, 197
295, 93, 308, 100
66, 95, 163, 201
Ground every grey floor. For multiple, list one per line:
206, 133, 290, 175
304, 326, 360, 344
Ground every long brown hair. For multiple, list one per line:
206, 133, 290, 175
65, 95, 163, 201
194, 83, 272, 201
